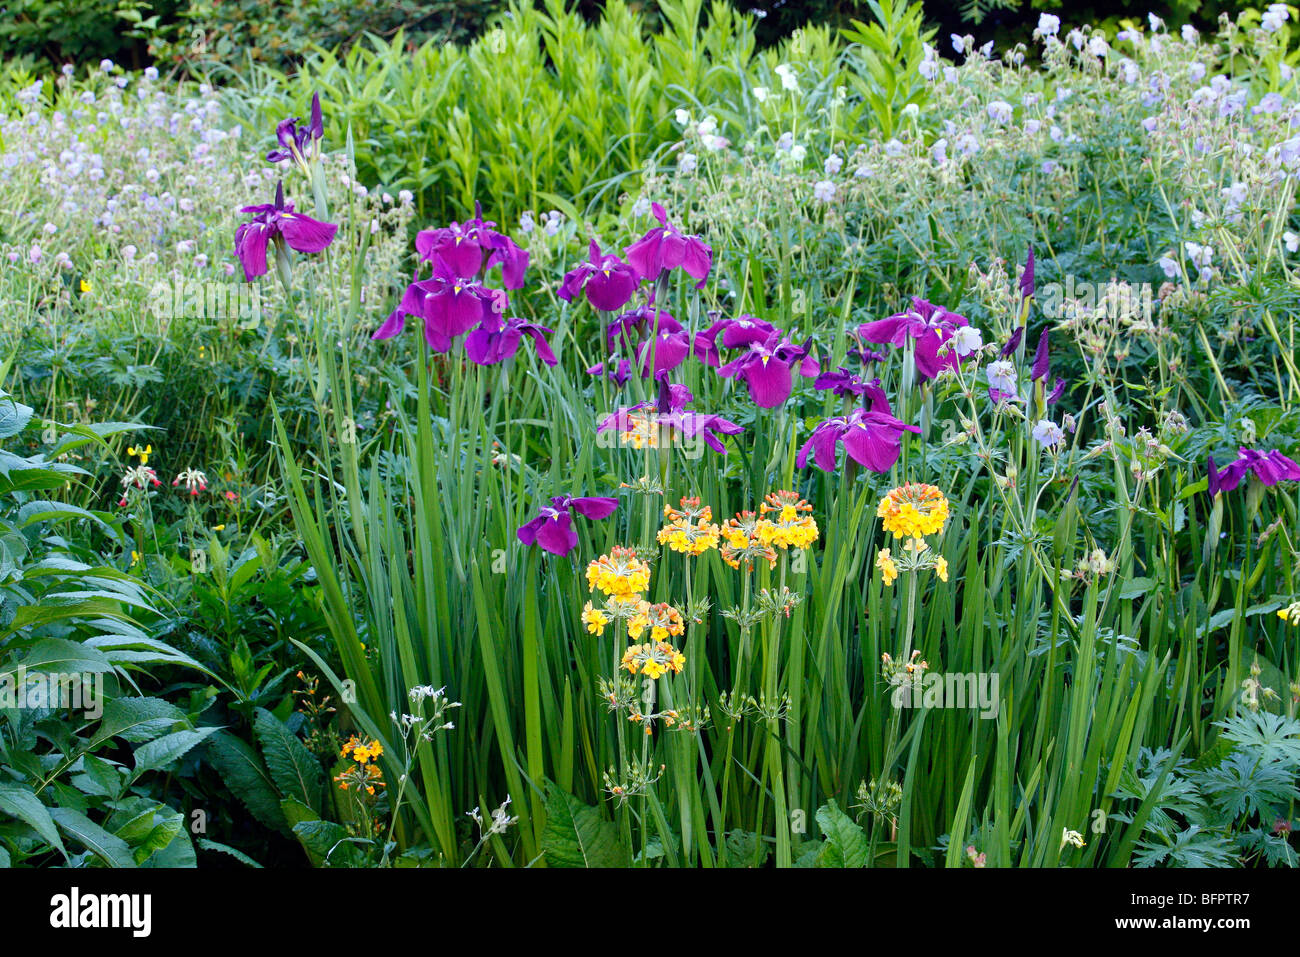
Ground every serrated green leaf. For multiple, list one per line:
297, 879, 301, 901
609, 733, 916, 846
541, 784, 630, 868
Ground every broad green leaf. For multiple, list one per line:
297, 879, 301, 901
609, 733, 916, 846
540, 784, 631, 868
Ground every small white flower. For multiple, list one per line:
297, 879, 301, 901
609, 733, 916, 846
790, 143, 807, 162
752, 86, 769, 102
1033, 419, 1066, 449
674, 108, 690, 126
824, 153, 843, 176
678, 152, 698, 174
1157, 254, 1179, 278
813, 180, 836, 203
775, 63, 799, 92
1284, 231, 1299, 253
951, 326, 984, 357
1037, 14, 1060, 38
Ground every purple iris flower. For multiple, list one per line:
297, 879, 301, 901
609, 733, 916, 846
857, 297, 972, 380
1029, 328, 1067, 403
815, 367, 871, 399
694, 314, 778, 366
587, 359, 634, 388
517, 496, 619, 557
559, 241, 641, 312
1207, 448, 1300, 498
1020, 245, 1035, 300
266, 92, 323, 164
597, 377, 744, 455
414, 202, 529, 290
796, 406, 920, 473
1000, 327, 1023, 357
606, 299, 681, 353
1031, 329, 1050, 381
848, 345, 889, 364
624, 202, 712, 288
717, 332, 818, 408
234, 181, 337, 281
465, 315, 556, 367
636, 328, 692, 377
372, 259, 506, 352
813, 369, 892, 411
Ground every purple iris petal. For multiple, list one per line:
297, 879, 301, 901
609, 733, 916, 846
1031, 329, 1050, 382
716, 332, 816, 408
415, 203, 529, 290
234, 181, 336, 281
796, 406, 919, 473
814, 367, 869, 398
858, 297, 970, 382
606, 301, 680, 352
465, 316, 557, 367
587, 359, 633, 387
597, 385, 743, 456
636, 329, 691, 377
559, 241, 640, 312
624, 202, 712, 288
1206, 448, 1300, 497
1000, 327, 1024, 357
1020, 245, 1035, 300
392, 261, 504, 351
517, 495, 618, 557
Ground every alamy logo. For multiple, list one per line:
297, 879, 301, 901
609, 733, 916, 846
50, 888, 152, 937
0, 669, 103, 720
1038, 276, 1154, 322
148, 278, 262, 322
891, 672, 1000, 719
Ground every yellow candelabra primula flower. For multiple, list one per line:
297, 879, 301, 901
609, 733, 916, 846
876, 548, 899, 586
658, 518, 720, 555
757, 490, 819, 550
582, 601, 611, 636
719, 510, 778, 570
586, 546, 651, 599
621, 641, 686, 679
877, 483, 950, 540
341, 735, 384, 765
